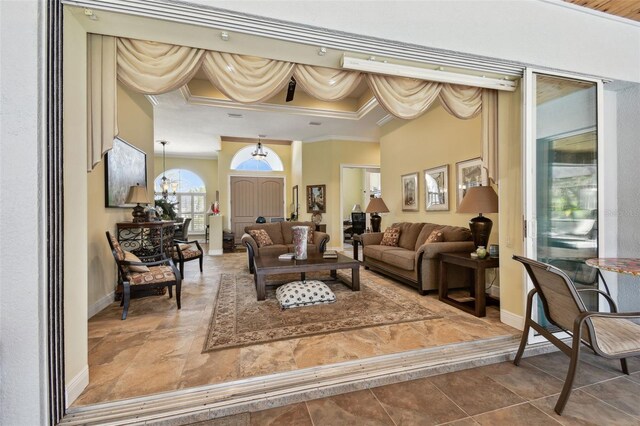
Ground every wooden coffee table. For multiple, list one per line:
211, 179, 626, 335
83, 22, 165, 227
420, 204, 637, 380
253, 252, 360, 301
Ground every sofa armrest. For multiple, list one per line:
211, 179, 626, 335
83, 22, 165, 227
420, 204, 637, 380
313, 231, 330, 252
417, 241, 476, 259
359, 232, 383, 246
241, 233, 258, 254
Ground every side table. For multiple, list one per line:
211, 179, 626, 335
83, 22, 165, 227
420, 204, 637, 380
439, 252, 499, 317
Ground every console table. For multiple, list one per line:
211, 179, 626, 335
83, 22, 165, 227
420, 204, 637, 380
116, 221, 175, 258
439, 252, 499, 317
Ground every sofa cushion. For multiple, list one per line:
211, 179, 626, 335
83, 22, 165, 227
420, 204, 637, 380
392, 222, 425, 250
426, 229, 444, 243
257, 245, 289, 257
245, 222, 284, 245
281, 221, 315, 244
381, 227, 400, 246
381, 248, 415, 271
363, 245, 399, 262
439, 225, 473, 242
248, 229, 274, 247
414, 223, 440, 249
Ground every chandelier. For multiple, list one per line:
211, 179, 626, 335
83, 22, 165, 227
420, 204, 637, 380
159, 140, 178, 200
251, 137, 268, 159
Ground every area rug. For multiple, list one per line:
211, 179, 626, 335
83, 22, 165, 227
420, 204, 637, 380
203, 273, 440, 352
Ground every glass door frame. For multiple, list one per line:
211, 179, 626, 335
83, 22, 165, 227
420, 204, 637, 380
523, 67, 605, 344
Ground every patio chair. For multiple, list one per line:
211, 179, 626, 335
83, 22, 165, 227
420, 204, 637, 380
106, 231, 182, 320
512, 255, 640, 414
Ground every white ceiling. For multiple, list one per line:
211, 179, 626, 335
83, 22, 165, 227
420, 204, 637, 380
151, 85, 388, 158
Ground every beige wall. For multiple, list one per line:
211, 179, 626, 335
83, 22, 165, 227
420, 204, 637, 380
218, 141, 292, 229
86, 83, 155, 312
498, 87, 524, 320
153, 156, 219, 214
379, 102, 497, 244
302, 140, 380, 247
63, 8, 88, 386
342, 167, 364, 220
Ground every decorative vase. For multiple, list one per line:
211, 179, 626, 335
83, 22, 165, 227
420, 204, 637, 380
476, 246, 487, 259
292, 225, 309, 260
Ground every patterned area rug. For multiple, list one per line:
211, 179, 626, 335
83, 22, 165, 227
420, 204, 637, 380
203, 273, 440, 352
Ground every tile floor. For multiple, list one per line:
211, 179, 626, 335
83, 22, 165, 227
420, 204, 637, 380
75, 247, 517, 406
196, 351, 640, 425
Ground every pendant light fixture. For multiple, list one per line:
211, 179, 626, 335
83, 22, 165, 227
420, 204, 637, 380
158, 140, 177, 200
251, 135, 268, 159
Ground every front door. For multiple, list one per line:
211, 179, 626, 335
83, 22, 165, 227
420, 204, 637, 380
230, 176, 284, 243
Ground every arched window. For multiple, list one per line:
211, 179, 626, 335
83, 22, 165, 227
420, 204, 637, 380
230, 145, 284, 171
154, 169, 207, 234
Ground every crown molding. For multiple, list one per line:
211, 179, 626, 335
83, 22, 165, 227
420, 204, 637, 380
303, 135, 379, 144
376, 114, 394, 127
179, 84, 380, 120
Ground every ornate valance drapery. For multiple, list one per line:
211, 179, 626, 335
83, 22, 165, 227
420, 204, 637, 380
88, 35, 498, 183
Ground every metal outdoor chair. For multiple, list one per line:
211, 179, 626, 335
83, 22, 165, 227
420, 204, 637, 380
512, 255, 640, 414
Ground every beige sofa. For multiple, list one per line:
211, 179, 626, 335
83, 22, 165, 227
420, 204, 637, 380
241, 221, 330, 273
360, 222, 475, 294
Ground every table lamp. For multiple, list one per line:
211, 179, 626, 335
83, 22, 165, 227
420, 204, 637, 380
125, 183, 151, 223
365, 197, 389, 233
457, 185, 498, 248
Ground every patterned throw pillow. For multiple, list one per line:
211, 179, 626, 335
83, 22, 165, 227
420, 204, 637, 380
275, 280, 336, 309
124, 251, 150, 272
380, 227, 400, 246
426, 229, 444, 243
248, 229, 274, 247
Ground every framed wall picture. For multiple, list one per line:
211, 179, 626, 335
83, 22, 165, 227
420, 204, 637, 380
424, 164, 449, 211
456, 157, 487, 210
105, 137, 147, 207
401, 172, 419, 211
306, 184, 326, 213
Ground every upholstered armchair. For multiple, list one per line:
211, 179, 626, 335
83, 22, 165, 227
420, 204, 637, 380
172, 239, 203, 276
106, 231, 182, 320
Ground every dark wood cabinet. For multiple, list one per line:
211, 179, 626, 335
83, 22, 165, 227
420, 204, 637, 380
315, 224, 327, 233
116, 221, 175, 258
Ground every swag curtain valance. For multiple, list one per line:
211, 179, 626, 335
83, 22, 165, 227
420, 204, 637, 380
88, 35, 497, 183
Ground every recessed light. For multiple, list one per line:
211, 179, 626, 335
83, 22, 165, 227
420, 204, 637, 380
220, 32, 229, 41
227, 113, 243, 118
318, 47, 327, 56
258, 134, 267, 138
309, 121, 322, 126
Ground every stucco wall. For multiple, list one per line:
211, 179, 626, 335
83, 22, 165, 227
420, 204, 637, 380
616, 84, 640, 311
0, 1, 47, 423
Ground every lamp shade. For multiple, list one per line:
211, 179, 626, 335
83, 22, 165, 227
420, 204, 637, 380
125, 184, 151, 205
458, 186, 498, 214
365, 198, 390, 214
352, 204, 362, 212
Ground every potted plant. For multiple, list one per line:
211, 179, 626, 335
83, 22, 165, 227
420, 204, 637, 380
154, 199, 178, 220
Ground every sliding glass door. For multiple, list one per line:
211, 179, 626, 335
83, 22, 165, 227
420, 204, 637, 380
525, 71, 602, 332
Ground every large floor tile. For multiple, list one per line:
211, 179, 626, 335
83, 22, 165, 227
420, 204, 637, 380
239, 340, 298, 378
249, 403, 312, 425
531, 389, 639, 425
581, 376, 640, 418
522, 351, 621, 388
371, 377, 468, 425
428, 368, 525, 416
478, 361, 564, 401
291, 333, 359, 368
306, 390, 394, 426
473, 403, 561, 425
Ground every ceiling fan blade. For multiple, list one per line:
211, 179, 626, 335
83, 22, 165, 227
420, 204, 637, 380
286, 77, 296, 102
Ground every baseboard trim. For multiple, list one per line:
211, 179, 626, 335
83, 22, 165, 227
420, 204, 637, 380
208, 248, 223, 256
500, 308, 524, 331
88, 291, 115, 319
65, 365, 89, 408
61, 335, 559, 425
